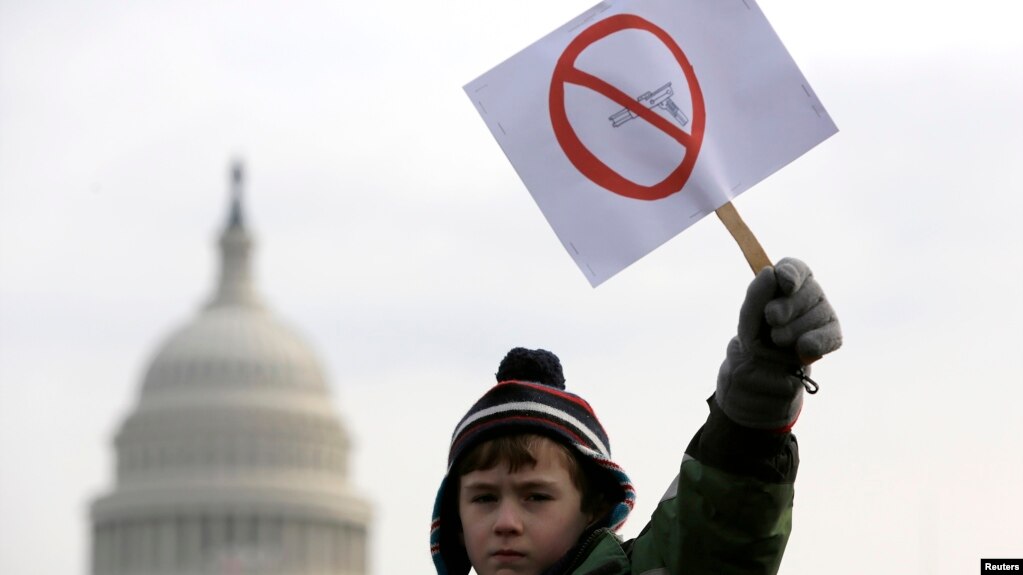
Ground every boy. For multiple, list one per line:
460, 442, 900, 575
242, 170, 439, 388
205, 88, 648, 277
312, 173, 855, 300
431, 258, 842, 575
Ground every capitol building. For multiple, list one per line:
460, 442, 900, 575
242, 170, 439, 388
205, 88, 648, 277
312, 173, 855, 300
89, 164, 372, 575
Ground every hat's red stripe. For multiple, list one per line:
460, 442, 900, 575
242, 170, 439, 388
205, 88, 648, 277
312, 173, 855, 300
450, 415, 590, 456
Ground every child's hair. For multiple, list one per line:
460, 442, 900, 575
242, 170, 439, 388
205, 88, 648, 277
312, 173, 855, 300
454, 433, 611, 520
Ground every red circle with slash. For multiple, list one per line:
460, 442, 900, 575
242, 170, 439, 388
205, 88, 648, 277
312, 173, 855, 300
549, 14, 706, 201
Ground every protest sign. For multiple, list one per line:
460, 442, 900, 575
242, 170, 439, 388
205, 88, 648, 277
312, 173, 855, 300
465, 0, 836, 286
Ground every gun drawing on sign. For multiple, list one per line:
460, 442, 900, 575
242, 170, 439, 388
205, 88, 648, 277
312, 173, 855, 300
609, 82, 690, 128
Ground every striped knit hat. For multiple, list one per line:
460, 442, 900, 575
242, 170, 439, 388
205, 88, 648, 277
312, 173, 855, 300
430, 348, 635, 575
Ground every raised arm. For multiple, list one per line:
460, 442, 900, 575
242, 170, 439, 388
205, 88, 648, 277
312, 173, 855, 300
627, 258, 842, 575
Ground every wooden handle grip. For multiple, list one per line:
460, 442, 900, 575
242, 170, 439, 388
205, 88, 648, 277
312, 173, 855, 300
715, 201, 771, 275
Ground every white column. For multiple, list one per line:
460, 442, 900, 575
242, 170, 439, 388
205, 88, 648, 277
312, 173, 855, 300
283, 519, 301, 573
157, 518, 176, 573
91, 524, 107, 575
110, 522, 123, 575
330, 523, 342, 574
354, 526, 366, 574
180, 516, 201, 574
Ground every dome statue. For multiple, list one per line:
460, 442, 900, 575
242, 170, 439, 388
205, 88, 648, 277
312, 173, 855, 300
90, 162, 371, 575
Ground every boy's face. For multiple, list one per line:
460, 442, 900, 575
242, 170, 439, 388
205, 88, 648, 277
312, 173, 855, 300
458, 437, 591, 575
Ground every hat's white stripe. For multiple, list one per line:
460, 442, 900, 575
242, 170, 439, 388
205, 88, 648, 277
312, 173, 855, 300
453, 400, 610, 458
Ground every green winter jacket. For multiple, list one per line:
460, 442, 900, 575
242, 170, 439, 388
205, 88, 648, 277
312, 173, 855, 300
559, 455, 795, 575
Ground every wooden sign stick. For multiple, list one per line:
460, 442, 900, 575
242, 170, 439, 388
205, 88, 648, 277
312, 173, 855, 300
715, 201, 771, 275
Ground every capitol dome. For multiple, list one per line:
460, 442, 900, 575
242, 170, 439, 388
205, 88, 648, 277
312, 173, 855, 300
141, 306, 329, 394
90, 163, 371, 575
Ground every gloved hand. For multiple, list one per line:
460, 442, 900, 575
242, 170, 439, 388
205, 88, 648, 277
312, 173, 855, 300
715, 258, 842, 430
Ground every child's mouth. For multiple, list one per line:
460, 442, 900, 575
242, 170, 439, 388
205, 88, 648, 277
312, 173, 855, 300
493, 549, 526, 559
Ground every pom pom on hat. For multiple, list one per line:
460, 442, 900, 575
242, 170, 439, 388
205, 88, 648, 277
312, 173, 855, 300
495, 347, 566, 389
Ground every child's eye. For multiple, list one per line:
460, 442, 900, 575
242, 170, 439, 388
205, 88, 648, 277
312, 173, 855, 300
526, 493, 552, 502
471, 494, 497, 504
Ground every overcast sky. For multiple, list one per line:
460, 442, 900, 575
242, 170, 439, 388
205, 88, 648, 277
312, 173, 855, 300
2, 1, 1021, 574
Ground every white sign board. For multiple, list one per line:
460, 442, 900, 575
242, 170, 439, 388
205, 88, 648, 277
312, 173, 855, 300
464, 0, 837, 286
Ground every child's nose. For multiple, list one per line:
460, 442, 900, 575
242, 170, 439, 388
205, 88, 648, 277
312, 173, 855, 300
493, 501, 524, 535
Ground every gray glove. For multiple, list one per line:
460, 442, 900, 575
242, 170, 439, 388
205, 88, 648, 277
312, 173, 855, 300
716, 258, 842, 429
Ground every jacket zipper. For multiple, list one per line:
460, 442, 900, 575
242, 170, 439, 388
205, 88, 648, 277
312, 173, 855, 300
560, 528, 610, 575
